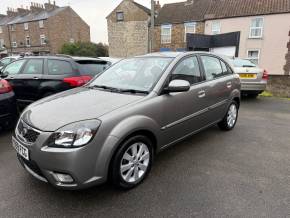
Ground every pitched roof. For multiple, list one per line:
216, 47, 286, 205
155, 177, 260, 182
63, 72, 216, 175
5, 7, 67, 25
132, 1, 151, 15
205, 0, 290, 19
155, 0, 212, 25
155, 0, 290, 25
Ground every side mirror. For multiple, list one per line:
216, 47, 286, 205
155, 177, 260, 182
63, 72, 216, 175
165, 79, 190, 93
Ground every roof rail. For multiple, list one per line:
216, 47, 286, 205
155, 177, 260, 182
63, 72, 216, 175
55, 54, 73, 58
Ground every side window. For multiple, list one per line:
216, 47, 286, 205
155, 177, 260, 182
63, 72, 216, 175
48, 60, 73, 75
22, 59, 43, 74
4, 60, 26, 75
201, 56, 223, 80
220, 60, 232, 75
171, 56, 202, 85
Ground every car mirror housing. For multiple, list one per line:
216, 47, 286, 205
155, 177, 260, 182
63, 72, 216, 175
165, 79, 190, 93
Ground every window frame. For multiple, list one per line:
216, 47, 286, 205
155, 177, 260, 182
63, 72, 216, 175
0, 26, 2, 34
24, 22, 29, 30
116, 11, 124, 22
39, 20, 44, 28
184, 22, 196, 42
40, 34, 46, 45
10, 24, 16, 31
199, 54, 234, 81
212, 20, 221, 35
0, 38, 4, 48
247, 49, 260, 65
21, 59, 44, 75
12, 40, 17, 48
47, 59, 74, 75
161, 24, 172, 44
249, 17, 264, 39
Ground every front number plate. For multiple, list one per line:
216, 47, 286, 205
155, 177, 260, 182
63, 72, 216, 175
12, 137, 29, 161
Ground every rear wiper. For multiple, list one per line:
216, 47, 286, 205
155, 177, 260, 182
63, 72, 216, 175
119, 89, 149, 94
242, 65, 255, 67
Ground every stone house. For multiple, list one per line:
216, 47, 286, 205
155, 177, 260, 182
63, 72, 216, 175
0, 1, 90, 55
107, 0, 161, 58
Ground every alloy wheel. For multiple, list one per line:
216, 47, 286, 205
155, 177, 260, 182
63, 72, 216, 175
227, 104, 237, 128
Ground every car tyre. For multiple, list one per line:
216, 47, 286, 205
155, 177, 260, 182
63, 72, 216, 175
110, 135, 153, 189
218, 101, 239, 131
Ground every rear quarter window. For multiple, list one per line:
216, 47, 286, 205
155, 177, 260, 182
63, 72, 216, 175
76, 60, 109, 76
48, 59, 73, 75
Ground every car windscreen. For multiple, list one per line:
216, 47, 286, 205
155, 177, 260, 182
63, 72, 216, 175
232, 59, 257, 67
88, 57, 173, 93
0, 58, 12, 66
76, 60, 109, 76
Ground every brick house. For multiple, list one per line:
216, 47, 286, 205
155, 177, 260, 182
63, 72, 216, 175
154, 0, 211, 52
107, 0, 161, 58
0, 1, 90, 55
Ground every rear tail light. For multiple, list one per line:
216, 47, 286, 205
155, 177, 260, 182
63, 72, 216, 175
0, 79, 13, 94
63, 76, 92, 87
262, 70, 269, 80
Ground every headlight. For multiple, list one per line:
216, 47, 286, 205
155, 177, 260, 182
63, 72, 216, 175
47, 120, 101, 148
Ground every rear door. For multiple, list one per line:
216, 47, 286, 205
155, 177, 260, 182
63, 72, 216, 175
18, 58, 44, 103
199, 55, 235, 122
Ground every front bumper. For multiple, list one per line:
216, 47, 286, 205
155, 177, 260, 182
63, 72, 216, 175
13, 126, 119, 190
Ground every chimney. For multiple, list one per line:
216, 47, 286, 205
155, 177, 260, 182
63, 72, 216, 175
7, 8, 18, 17
30, 2, 45, 13
154, 1, 161, 13
44, 0, 59, 11
17, 6, 30, 16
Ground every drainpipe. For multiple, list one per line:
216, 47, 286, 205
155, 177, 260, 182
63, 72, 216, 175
7, 25, 12, 54
150, 0, 155, 53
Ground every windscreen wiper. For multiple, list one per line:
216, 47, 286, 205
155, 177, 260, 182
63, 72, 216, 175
89, 85, 121, 92
119, 89, 149, 94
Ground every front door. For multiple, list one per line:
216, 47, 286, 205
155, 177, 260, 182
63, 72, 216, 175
159, 55, 210, 147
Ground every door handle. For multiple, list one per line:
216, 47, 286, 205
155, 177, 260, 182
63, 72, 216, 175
33, 77, 39, 80
226, 82, 232, 88
198, 90, 206, 98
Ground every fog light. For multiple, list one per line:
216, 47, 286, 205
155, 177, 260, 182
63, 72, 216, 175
53, 173, 74, 183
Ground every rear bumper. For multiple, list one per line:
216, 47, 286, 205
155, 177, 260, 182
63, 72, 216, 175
241, 81, 267, 92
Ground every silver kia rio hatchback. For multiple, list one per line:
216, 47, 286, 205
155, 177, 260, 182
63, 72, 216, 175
12, 52, 241, 190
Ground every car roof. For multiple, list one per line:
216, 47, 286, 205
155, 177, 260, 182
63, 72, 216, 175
139, 51, 229, 59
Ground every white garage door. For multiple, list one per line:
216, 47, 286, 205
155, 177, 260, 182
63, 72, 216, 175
210, 46, 236, 57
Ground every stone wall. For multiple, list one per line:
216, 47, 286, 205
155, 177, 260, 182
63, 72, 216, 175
267, 75, 290, 98
107, 0, 150, 58
153, 22, 204, 52
284, 30, 290, 76
108, 20, 148, 58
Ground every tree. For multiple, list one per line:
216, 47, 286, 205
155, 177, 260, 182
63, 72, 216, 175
60, 42, 109, 57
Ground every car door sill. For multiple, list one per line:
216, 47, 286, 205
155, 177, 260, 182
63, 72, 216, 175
159, 119, 222, 152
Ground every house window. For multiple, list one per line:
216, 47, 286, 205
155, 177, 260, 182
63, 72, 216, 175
26, 36, 31, 47
247, 49, 260, 65
10, 24, 16, 31
24, 23, 29, 30
0, 26, 2, 34
116, 12, 124, 22
39, 20, 44, 28
40, 35, 46, 45
161, 24, 172, 44
0, 39, 4, 48
184, 22, 196, 42
12, 40, 17, 48
212, 21, 221, 35
249, 17, 263, 38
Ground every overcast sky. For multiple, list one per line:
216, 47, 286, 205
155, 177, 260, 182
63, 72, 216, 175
0, 0, 184, 43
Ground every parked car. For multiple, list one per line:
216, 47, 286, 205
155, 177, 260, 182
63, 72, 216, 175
228, 58, 268, 97
0, 56, 22, 71
0, 56, 112, 108
12, 52, 241, 190
0, 79, 17, 130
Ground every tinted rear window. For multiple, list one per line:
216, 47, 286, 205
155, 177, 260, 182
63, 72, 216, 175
76, 60, 109, 76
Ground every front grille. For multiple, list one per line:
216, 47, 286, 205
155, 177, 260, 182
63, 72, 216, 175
16, 120, 40, 144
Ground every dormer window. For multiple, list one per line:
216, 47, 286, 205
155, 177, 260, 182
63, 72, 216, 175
24, 23, 29, 30
116, 12, 124, 22
10, 24, 16, 31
